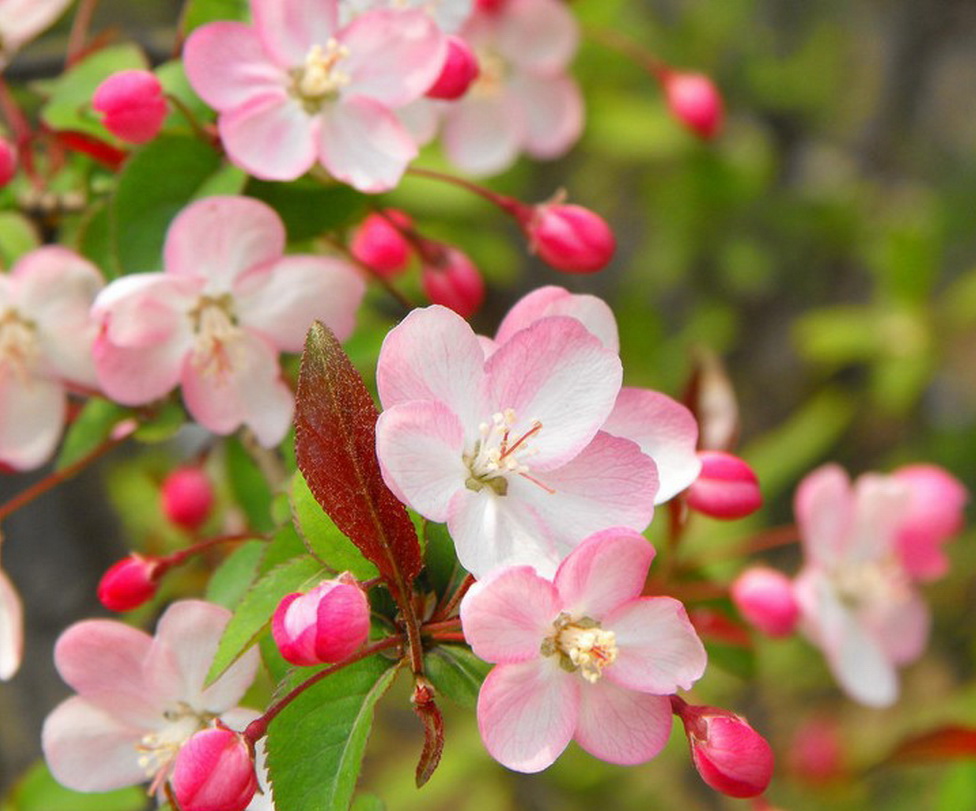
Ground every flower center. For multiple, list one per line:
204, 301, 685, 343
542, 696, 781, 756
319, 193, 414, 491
470, 47, 507, 97
188, 294, 242, 381
0, 309, 39, 381
832, 558, 909, 612
136, 702, 215, 793
292, 40, 351, 111
541, 612, 618, 684
463, 408, 551, 496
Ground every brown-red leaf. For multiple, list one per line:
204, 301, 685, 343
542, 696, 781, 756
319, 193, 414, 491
887, 726, 976, 764
294, 321, 422, 605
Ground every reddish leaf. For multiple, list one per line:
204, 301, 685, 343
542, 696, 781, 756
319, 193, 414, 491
295, 321, 422, 605
412, 679, 445, 787
53, 130, 128, 170
887, 726, 976, 764
689, 607, 753, 648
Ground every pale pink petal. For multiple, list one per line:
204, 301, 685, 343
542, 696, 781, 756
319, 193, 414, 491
794, 464, 854, 568
0, 569, 23, 680
553, 529, 654, 619
93, 330, 187, 406
233, 255, 365, 350
495, 0, 578, 74
340, 9, 445, 106
477, 658, 578, 773
375, 399, 467, 520
93, 274, 196, 348
317, 96, 418, 192
493, 285, 619, 353
485, 317, 621, 469
512, 73, 583, 160
460, 566, 560, 663
441, 92, 522, 176
183, 22, 286, 111
603, 388, 702, 503
863, 590, 930, 666
395, 98, 442, 146
251, 0, 337, 66
603, 597, 707, 693
0, 373, 65, 470
219, 94, 317, 181
848, 473, 911, 563
575, 683, 671, 765
164, 196, 286, 288
0, 0, 71, 55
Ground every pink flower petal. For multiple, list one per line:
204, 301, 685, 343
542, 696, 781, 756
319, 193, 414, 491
862, 589, 930, 667
794, 464, 854, 568
460, 566, 560, 663
0, 569, 23, 680
93, 328, 187, 407
493, 285, 619, 353
575, 682, 672, 765
441, 92, 522, 176
849, 473, 911, 562
494, 0, 578, 74
512, 73, 583, 160
93, 274, 196, 349
477, 659, 578, 773
219, 93, 318, 181
0, 373, 65, 470
252, 0, 338, 66
603, 597, 707, 693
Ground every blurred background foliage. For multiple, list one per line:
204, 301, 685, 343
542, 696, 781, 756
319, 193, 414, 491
1, 0, 975, 808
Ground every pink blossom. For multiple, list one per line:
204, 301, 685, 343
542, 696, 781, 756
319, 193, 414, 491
42, 600, 260, 795
792, 464, 932, 706
92, 70, 168, 144
440, 0, 583, 176
92, 195, 365, 447
460, 529, 706, 771
426, 35, 480, 100
685, 450, 763, 519
0, 0, 72, 66
0, 562, 23, 680
0, 246, 104, 470
349, 209, 414, 277
730, 566, 799, 638
183, 0, 446, 191
172, 727, 258, 811
340, 0, 474, 34
420, 244, 485, 317
375, 305, 658, 578
521, 202, 616, 274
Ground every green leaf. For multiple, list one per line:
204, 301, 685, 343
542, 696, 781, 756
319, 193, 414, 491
245, 178, 367, 241
75, 198, 120, 276
224, 435, 275, 533
421, 519, 462, 601
0, 211, 40, 266
55, 398, 129, 470
291, 471, 378, 580
180, 0, 250, 34
206, 555, 326, 685
259, 523, 309, 576
266, 656, 398, 811
7, 760, 145, 811
938, 762, 976, 811
132, 400, 187, 443
350, 794, 386, 811
205, 539, 266, 608
424, 645, 490, 710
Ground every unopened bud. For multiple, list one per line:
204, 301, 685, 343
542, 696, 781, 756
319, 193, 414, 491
350, 210, 413, 277
97, 555, 160, 612
92, 70, 167, 144
171, 727, 258, 811
685, 451, 762, 519
421, 246, 485, 318
426, 36, 480, 100
161, 467, 215, 531
662, 71, 723, 140
730, 566, 799, 638
788, 717, 845, 783
0, 138, 17, 188
523, 202, 616, 274
272, 576, 370, 666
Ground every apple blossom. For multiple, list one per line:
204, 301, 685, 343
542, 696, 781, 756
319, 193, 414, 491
92, 70, 168, 144
183, 0, 446, 191
460, 529, 706, 772
0, 562, 23, 680
92, 195, 365, 447
42, 600, 260, 795
172, 727, 259, 811
685, 450, 763, 519
0, 0, 72, 67
375, 305, 658, 578
0, 246, 104, 470
161, 467, 216, 530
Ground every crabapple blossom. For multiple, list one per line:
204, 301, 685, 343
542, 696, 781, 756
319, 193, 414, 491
92, 195, 365, 447
42, 600, 260, 795
662, 71, 724, 139
183, 0, 446, 191
0, 0, 72, 67
420, 244, 485, 317
375, 305, 658, 578
730, 566, 799, 638
97, 555, 160, 612
349, 209, 414, 277
521, 201, 616, 274
460, 529, 706, 772
92, 70, 168, 144
0, 562, 23, 680
161, 467, 216, 530
171, 727, 258, 811
685, 450, 763, 519
0, 246, 104, 470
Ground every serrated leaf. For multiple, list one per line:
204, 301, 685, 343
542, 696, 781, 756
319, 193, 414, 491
292, 471, 378, 580
424, 645, 491, 710
266, 656, 398, 811
206, 555, 326, 685
205, 539, 266, 608
295, 322, 421, 606
55, 398, 128, 469
259, 524, 308, 576
245, 178, 367, 241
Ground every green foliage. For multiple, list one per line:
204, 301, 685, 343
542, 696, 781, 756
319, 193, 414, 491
180, 0, 250, 34
245, 178, 367, 241
2, 762, 145, 811
205, 539, 266, 608
424, 646, 491, 710
0, 212, 40, 267
55, 398, 128, 469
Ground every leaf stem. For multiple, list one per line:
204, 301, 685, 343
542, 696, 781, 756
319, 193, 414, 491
430, 573, 475, 622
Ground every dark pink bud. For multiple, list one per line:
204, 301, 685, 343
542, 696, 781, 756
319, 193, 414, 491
161, 467, 215, 531
685, 451, 762, 519
421, 246, 485, 318
730, 566, 799, 638
97, 555, 160, 612
0, 138, 17, 187
788, 717, 845, 783
677, 704, 774, 798
171, 727, 258, 811
523, 203, 616, 274
426, 36, 480, 100
272, 576, 370, 666
662, 71, 724, 139
92, 70, 167, 144
350, 210, 413, 277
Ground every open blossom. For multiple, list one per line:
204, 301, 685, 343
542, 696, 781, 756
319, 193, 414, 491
42, 600, 260, 796
0, 0, 72, 67
183, 0, 446, 191
461, 529, 706, 772
340, 0, 474, 34
92, 195, 365, 447
375, 304, 658, 578
0, 246, 104, 470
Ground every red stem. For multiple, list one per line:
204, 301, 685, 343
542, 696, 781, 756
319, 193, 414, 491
157, 532, 271, 571
406, 166, 529, 219
430, 573, 475, 622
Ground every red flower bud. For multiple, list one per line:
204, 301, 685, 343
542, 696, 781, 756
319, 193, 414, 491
161, 467, 215, 531
97, 555, 160, 612
92, 70, 167, 144
350, 210, 413, 277
426, 36, 480, 100
421, 246, 485, 318
730, 566, 799, 638
171, 727, 258, 811
272, 576, 370, 666
0, 137, 17, 187
662, 71, 724, 140
685, 451, 762, 519
523, 203, 616, 274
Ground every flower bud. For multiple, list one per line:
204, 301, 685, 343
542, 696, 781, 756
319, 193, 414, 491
523, 203, 616, 274
97, 555, 160, 612
662, 71, 723, 140
349, 210, 413, 277
272, 576, 370, 666
788, 717, 845, 783
171, 727, 258, 811
685, 451, 762, 519
426, 36, 480, 100
676, 703, 774, 798
92, 70, 167, 144
421, 246, 485, 318
0, 138, 17, 188
730, 566, 799, 638
161, 467, 215, 531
